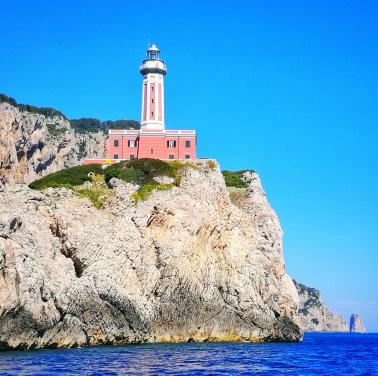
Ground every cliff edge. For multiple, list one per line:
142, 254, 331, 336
0, 102, 107, 186
0, 161, 302, 349
294, 280, 348, 332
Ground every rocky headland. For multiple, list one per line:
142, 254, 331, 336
0, 159, 304, 349
0, 96, 351, 350
293, 280, 348, 332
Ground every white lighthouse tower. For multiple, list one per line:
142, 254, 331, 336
140, 44, 167, 130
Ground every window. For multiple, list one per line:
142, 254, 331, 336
185, 140, 190, 148
151, 86, 154, 91
114, 139, 119, 147
151, 99, 154, 103
169, 155, 175, 159
128, 140, 137, 147
167, 140, 176, 148
151, 111, 154, 117
151, 149, 154, 154
130, 154, 135, 160
114, 154, 119, 159
185, 155, 190, 159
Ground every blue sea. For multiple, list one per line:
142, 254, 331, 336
0, 333, 377, 375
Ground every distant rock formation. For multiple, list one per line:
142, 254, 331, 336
293, 280, 348, 332
349, 313, 366, 333
0, 102, 107, 186
0, 163, 303, 349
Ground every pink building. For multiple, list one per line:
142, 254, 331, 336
85, 44, 196, 165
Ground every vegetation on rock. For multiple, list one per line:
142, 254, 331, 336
207, 160, 216, 170
28, 159, 197, 205
70, 118, 140, 134
28, 159, 208, 205
1, 93, 140, 134
104, 158, 174, 186
222, 169, 254, 188
47, 123, 66, 138
1, 93, 67, 119
132, 183, 173, 203
28, 164, 104, 190
75, 174, 112, 209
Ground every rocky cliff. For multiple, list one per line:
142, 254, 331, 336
349, 313, 366, 333
0, 102, 107, 186
0, 163, 302, 349
293, 280, 348, 332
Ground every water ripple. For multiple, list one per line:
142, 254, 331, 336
0, 333, 377, 375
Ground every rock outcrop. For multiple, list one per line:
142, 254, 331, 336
349, 313, 366, 333
0, 163, 302, 349
293, 280, 348, 332
0, 102, 107, 186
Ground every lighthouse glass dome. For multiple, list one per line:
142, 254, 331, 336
147, 44, 160, 60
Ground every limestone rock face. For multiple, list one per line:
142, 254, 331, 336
0, 163, 302, 349
0, 103, 107, 185
349, 313, 366, 333
293, 280, 348, 332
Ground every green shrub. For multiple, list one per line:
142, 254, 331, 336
207, 160, 216, 170
102, 120, 140, 131
222, 170, 254, 188
1, 93, 140, 133
132, 183, 172, 203
28, 164, 104, 190
0, 93, 17, 106
70, 118, 141, 134
78, 141, 86, 156
0, 93, 67, 119
105, 158, 173, 186
28, 158, 176, 204
76, 187, 109, 209
47, 123, 66, 138
18, 104, 67, 119
70, 118, 103, 133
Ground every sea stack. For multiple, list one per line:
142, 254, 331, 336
349, 313, 366, 333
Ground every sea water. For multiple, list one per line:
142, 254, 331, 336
0, 333, 377, 375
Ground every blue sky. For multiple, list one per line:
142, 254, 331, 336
1, 0, 377, 331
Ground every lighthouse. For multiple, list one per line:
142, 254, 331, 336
140, 44, 167, 130
85, 43, 197, 165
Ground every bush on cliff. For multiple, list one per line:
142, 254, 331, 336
222, 170, 254, 188
69, 118, 103, 133
0, 93, 140, 133
0, 93, 67, 119
102, 120, 140, 131
28, 164, 104, 190
132, 183, 173, 203
0, 93, 17, 107
105, 158, 174, 186
28, 159, 176, 204
70, 118, 140, 134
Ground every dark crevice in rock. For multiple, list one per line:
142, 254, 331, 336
26, 144, 38, 160
57, 143, 66, 153
49, 219, 84, 278
35, 155, 55, 174
34, 121, 43, 131
16, 150, 25, 161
